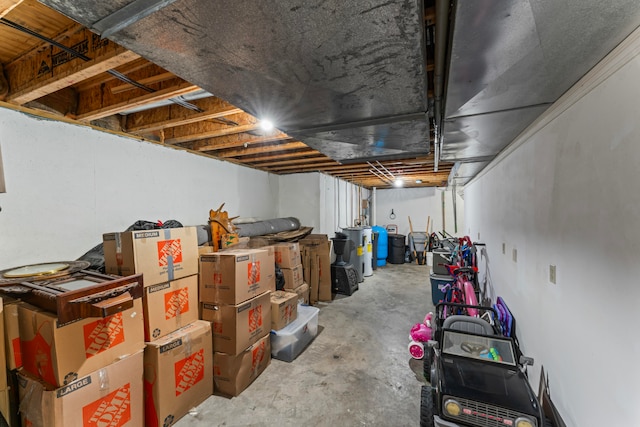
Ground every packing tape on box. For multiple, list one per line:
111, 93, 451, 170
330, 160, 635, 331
183, 332, 192, 356
213, 253, 221, 303
19, 379, 41, 424
163, 229, 175, 281
98, 367, 109, 391
249, 253, 258, 285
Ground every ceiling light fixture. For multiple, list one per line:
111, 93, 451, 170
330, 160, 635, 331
415, 179, 423, 184
394, 178, 404, 187
260, 119, 274, 132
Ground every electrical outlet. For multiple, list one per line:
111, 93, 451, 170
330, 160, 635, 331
512, 248, 517, 263
549, 265, 556, 284
502, 243, 506, 254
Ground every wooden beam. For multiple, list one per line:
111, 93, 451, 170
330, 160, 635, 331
124, 96, 243, 133
193, 132, 291, 151
0, 0, 23, 19
229, 149, 319, 163
75, 81, 200, 121
249, 154, 328, 168
203, 141, 308, 157
111, 72, 174, 94
264, 161, 340, 172
163, 112, 259, 145
5, 26, 140, 105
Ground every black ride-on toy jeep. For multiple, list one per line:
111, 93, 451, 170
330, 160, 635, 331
421, 303, 545, 427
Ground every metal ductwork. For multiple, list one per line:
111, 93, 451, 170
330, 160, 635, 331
41, 0, 431, 163
442, 0, 640, 186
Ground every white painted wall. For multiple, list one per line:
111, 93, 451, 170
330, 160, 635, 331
0, 107, 279, 270
277, 172, 369, 235
463, 29, 640, 427
375, 187, 464, 238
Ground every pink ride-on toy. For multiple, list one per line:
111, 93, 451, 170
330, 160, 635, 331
408, 312, 433, 359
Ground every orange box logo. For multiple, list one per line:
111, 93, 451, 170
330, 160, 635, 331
252, 341, 266, 371
164, 288, 190, 320
83, 313, 125, 358
83, 383, 131, 427
12, 337, 22, 367
247, 261, 260, 285
275, 252, 283, 264
174, 349, 205, 396
248, 306, 262, 333
212, 322, 223, 334
157, 239, 183, 267
213, 272, 222, 285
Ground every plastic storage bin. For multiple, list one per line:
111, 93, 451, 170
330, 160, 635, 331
430, 273, 454, 305
271, 304, 319, 362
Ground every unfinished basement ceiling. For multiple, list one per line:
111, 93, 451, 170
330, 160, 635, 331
3, 1, 640, 188
40, 0, 432, 164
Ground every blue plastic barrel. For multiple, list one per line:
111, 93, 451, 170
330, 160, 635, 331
372, 225, 388, 266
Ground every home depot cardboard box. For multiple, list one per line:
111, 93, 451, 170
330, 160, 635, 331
103, 227, 199, 287
270, 291, 298, 330
144, 320, 213, 427
200, 291, 271, 354
199, 248, 275, 305
18, 350, 143, 427
280, 264, 304, 289
213, 334, 270, 397
273, 242, 301, 268
288, 282, 310, 305
143, 275, 199, 341
3, 298, 21, 370
18, 300, 145, 387
299, 235, 332, 303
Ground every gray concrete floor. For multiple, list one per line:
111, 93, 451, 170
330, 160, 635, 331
177, 262, 435, 427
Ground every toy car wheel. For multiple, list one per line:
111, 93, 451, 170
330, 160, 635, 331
420, 386, 435, 427
423, 347, 432, 382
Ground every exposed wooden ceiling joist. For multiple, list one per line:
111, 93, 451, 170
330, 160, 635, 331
125, 96, 242, 134
5, 24, 141, 104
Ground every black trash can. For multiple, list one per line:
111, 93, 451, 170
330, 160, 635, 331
372, 231, 379, 270
388, 234, 406, 264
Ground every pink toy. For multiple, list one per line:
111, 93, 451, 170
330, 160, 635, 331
408, 313, 433, 359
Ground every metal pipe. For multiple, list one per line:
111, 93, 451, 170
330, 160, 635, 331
434, 0, 451, 172
375, 161, 396, 181
371, 187, 377, 226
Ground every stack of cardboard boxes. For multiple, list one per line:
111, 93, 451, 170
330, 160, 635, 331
299, 235, 332, 304
273, 243, 309, 305
103, 226, 213, 427
15, 283, 146, 426
199, 247, 274, 396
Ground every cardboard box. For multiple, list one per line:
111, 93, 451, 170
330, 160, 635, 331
271, 304, 319, 362
270, 291, 298, 330
144, 320, 213, 427
19, 300, 145, 387
103, 227, 199, 287
288, 282, 310, 305
299, 235, 332, 303
280, 264, 304, 289
143, 275, 199, 341
3, 298, 22, 370
213, 334, 270, 397
200, 291, 271, 355
273, 243, 301, 268
18, 350, 143, 427
199, 248, 275, 305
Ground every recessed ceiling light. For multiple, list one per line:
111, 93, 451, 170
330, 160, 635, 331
415, 179, 422, 184
394, 178, 404, 187
260, 119, 274, 131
